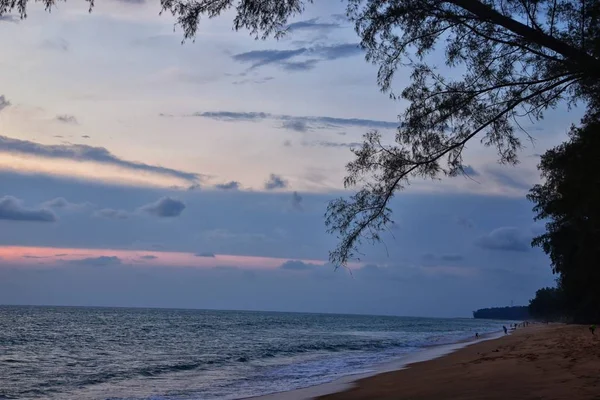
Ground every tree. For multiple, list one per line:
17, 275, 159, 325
528, 286, 565, 321
2, 0, 600, 266
528, 114, 600, 323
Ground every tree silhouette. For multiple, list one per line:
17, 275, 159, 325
3, 0, 599, 266
528, 113, 600, 323
528, 286, 565, 321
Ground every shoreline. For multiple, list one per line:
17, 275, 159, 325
251, 329, 506, 400
319, 323, 600, 400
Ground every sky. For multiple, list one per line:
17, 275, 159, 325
0, 0, 584, 317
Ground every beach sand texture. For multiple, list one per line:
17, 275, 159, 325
319, 324, 600, 400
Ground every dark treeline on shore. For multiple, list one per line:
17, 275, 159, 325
473, 306, 530, 320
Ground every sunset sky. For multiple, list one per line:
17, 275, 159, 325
0, 0, 582, 316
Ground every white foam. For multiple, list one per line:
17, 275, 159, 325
247, 331, 504, 400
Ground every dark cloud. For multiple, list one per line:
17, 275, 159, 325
190, 111, 398, 131
42, 197, 91, 211
195, 252, 216, 258
232, 76, 275, 85
264, 174, 288, 190
93, 208, 129, 220
486, 168, 531, 193
280, 260, 316, 271
56, 115, 78, 125
475, 227, 531, 252
0, 135, 202, 183
286, 18, 340, 32
315, 43, 362, 60
304, 141, 362, 149
139, 255, 158, 260
0, 15, 19, 23
22, 255, 51, 259
461, 165, 479, 176
280, 59, 319, 71
81, 135, 91, 139
0, 95, 10, 113
215, 181, 240, 190
0, 196, 56, 222
139, 197, 186, 218
291, 191, 303, 211
231, 43, 362, 71
232, 48, 307, 69
194, 111, 269, 122
69, 256, 122, 267
441, 254, 464, 262
281, 120, 309, 132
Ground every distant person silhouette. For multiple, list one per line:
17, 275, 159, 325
590, 324, 596, 335
503, 326, 508, 335
475, 332, 479, 339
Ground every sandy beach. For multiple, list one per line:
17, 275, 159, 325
316, 324, 600, 400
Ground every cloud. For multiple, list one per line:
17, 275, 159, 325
139, 197, 186, 217
55, 115, 79, 124
281, 120, 309, 132
475, 227, 531, 252
0, 95, 10, 113
139, 255, 158, 260
0, 15, 19, 23
0, 135, 202, 183
304, 141, 362, 149
280, 59, 320, 71
93, 208, 129, 220
286, 18, 341, 32
264, 174, 288, 190
486, 168, 532, 193
232, 76, 275, 85
190, 111, 398, 131
42, 197, 91, 211
440, 254, 464, 262
69, 256, 122, 267
291, 191, 303, 211
315, 43, 362, 60
231, 43, 362, 71
233, 48, 307, 69
81, 135, 91, 139
215, 181, 240, 190
461, 165, 479, 176
280, 260, 317, 271
0, 196, 56, 222
195, 252, 216, 258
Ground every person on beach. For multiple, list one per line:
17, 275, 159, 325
590, 324, 596, 335
475, 332, 479, 339
503, 326, 508, 335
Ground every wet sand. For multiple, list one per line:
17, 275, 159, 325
319, 324, 600, 400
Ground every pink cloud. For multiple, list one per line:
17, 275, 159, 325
0, 246, 329, 270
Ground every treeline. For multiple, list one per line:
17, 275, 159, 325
473, 306, 530, 320
527, 115, 600, 324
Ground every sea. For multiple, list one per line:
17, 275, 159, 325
0, 306, 508, 400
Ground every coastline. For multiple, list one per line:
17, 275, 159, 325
252, 329, 505, 400
318, 323, 600, 400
